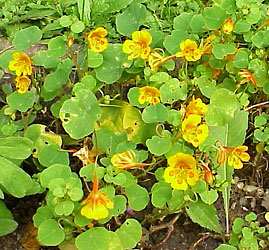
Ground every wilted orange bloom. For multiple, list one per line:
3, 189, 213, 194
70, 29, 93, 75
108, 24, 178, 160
111, 150, 149, 170
73, 145, 95, 166
8, 52, 32, 76
81, 171, 113, 220
138, 86, 160, 105
227, 146, 250, 169
122, 30, 152, 60
87, 27, 108, 53
147, 50, 177, 70
238, 69, 257, 88
217, 147, 228, 166
181, 115, 209, 147
185, 97, 208, 118
222, 19, 234, 34
163, 153, 200, 190
201, 35, 216, 55
15, 76, 31, 94
176, 39, 202, 61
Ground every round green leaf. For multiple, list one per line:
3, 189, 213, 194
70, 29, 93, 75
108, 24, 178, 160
215, 244, 237, 250
43, 59, 74, 92
24, 124, 62, 157
151, 181, 172, 208
116, 219, 142, 249
212, 44, 236, 60
33, 206, 53, 228
190, 14, 207, 33
125, 184, 149, 211
38, 144, 69, 167
7, 91, 35, 112
142, 103, 168, 123
146, 136, 171, 156
71, 20, 85, 33
55, 201, 74, 216
110, 195, 127, 216
174, 13, 193, 31
94, 44, 131, 84
233, 50, 249, 68
203, 6, 227, 30
94, 128, 127, 155
199, 190, 219, 205
234, 19, 251, 34
167, 109, 182, 126
167, 190, 184, 211
40, 164, 72, 188
116, 3, 146, 36
163, 30, 189, 54
60, 15, 72, 27
73, 75, 96, 93
60, 89, 101, 139
13, 26, 42, 50
254, 116, 267, 127
88, 50, 103, 68
48, 36, 66, 58
160, 78, 187, 103
37, 219, 65, 246
150, 72, 169, 83
75, 227, 110, 250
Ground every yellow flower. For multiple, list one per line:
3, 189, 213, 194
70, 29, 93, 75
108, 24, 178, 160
15, 76, 31, 94
228, 146, 250, 169
185, 97, 208, 118
81, 191, 114, 220
163, 153, 199, 190
181, 115, 209, 147
222, 19, 234, 34
87, 27, 108, 53
122, 30, 152, 60
138, 86, 160, 105
176, 39, 202, 62
81, 171, 113, 220
8, 52, 32, 76
111, 150, 149, 170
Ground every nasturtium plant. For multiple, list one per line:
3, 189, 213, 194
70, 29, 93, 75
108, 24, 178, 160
0, 0, 268, 249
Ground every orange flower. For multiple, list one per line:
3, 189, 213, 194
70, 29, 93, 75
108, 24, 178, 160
87, 27, 108, 53
185, 97, 208, 118
176, 39, 202, 62
138, 86, 160, 105
238, 69, 257, 88
15, 76, 31, 94
227, 146, 250, 169
8, 52, 32, 76
181, 115, 209, 147
163, 153, 199, 190
222, 19, 234, 34
122, 30, 152, 60
111, 150, 149, 170
81, 171, 113, 220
